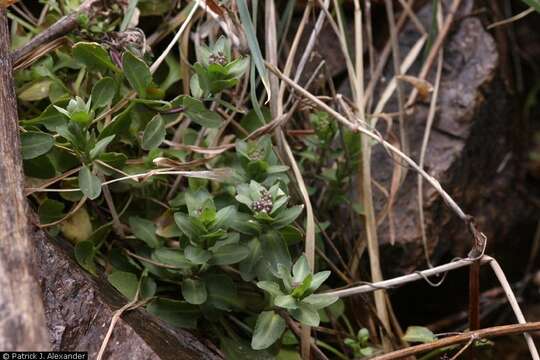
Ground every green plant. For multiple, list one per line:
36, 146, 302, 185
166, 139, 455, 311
344, 328, 378, 358
17, 22, 337, 354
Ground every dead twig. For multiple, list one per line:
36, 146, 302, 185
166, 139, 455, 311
372, 321, 540, 360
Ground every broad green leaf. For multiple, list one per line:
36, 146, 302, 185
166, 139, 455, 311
272, 205, 304, 229
24, 154, 56, 179
123, 51, 152, 96
78, 165, 102, 200
73, 42, 119, 73
98, 104, 133, 140
239, 237, 263, 281
290, 303, 320, 327
292, 255, 311, 284
212, 205, 236, 229
152, 248, 192, 269
91, 77, 116, 109
261, 231, 291, 275
18, 80, 52, 101
310, 271, 331, 292
256, 281, 284, 297
180, 96, 222, 128
90, 135, 115, 160
74, 240, 96, 275
522, 0, 540, 12
146, 298, 199, 329
141, 276, 157, 299
211, 244, 250, 265
38, 198, 65, 224
185, 245, 211, 264
22, 103, 67, 131
204, 274, 238, 311
251, 311, 286, 350
21, 131, 54, 159
274, 295, 298, 309
129, 216, 159, 248
142, 115, 165, 150
182, 278, 207, 305
60, 207, 92, 243
229, 212, 261, 235
302, 294, 339, 310
108, 271, 139, 299
402, 326, 437, 343
174, 213, 205, 240
185, 188, 214, 217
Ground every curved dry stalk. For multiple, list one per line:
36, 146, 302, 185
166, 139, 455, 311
374, 321, 540, 360
149, 0, 199, 74
417, 47, 444, 268
266, 63, 478, 243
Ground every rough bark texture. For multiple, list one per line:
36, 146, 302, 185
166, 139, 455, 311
0, 8, 50, 351
372, 0, 511, 274
34, 228, 222, 360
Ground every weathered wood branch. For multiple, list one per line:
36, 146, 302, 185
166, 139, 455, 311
11, 0, 100, 65
0, 7, 49, 350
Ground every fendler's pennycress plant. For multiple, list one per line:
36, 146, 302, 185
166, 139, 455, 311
17, 20, 339, 354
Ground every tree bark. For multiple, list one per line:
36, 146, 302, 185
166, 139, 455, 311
0, 7, 49, 350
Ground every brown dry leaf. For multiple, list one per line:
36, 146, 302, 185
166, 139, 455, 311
397, 75, 434, 101
0, 0, 17, 7
204, 0, 225, 16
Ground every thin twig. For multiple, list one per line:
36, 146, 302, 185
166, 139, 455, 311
372, 321, 540, 360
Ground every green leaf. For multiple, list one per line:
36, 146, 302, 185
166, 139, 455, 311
73, 42, 119, 73
182, 278, 207, 305
123, 51, 152, 96
174, 213, 205, 240
90, 135, 115, 160
229, 212, 261, 235
24, 155, 56, 179
18, 80, 52, 101
91, 77, 116, 109
142, 115, 166, 150
212, 205, 236, 229
210, 244, 250, 265
292, 255, 311, 284
256, 281, 284, 297
310, 271, 331, 292
521, 0, 540, 12
141, 276, 157, 299
98, 104, 133, 140
204, 274, 238, 311
152, 248, 192, 269
272, 205, 304, 229
108, 271, 139, 299
21, 131, 54, 160
239, 237, 263, 281
180, 96, 222, 128
290, 303, 320, 327
129, 216, 159, 248
261, 231, 291, 276
184, 245, 211, 265
38, 199, 65, 224
146, 298, 199, 329
251, 311, 286, 350
402, 326, 437, 344
221, 336, 277, 360
274, 295, 298, 309
236, 0, 271, 100
78, 165, 101, 200
74, 240, 96, 275
302, 294, 339, 310
319, 298, 345, 323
